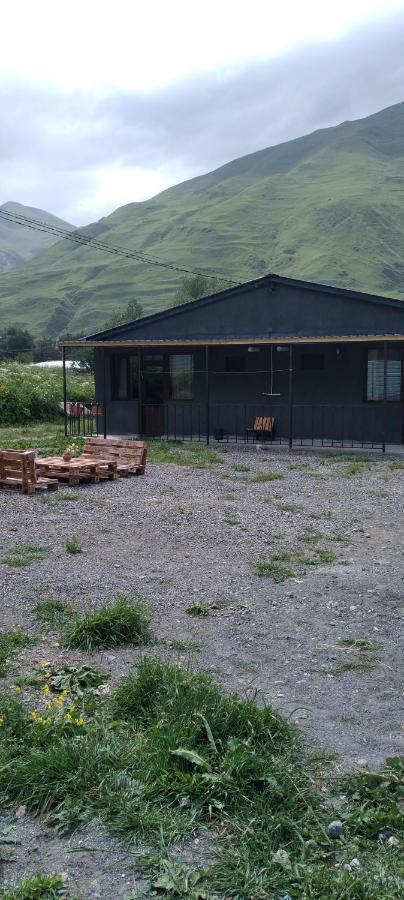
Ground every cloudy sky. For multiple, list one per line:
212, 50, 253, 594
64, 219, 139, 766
1, 0, 404, 225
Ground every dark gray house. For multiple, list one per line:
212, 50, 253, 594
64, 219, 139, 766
61, 273, 404, 449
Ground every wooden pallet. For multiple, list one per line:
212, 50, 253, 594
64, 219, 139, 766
0, 450, 58, 494
35, 456, 117, 485
82, 437, 147, 476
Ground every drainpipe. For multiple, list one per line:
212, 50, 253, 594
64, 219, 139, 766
205, 345, 210, 445
288, 344, 294, 449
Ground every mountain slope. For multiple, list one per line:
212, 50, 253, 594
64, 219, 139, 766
0, 202, 75, 272
1, 101, 404, 336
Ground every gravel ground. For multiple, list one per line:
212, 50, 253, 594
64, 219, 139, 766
0, 446, 403, 896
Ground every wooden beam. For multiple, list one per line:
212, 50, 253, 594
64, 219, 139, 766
59, 334, 404, 349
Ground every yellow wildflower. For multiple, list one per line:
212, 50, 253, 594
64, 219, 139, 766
65, 712, 72, 722
0, 716, 5, 726
31, 710, 38, 720
42, 684, 50, 694
74, 717, 85, 727
39, 660, 50, 667
14, 686, 22, 694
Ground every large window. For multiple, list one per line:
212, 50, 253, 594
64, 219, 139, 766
367, 348, 401, 401
169, 354, 193, 400
111, 354, 139, 400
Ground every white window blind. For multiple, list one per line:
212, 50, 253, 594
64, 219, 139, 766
367, 349, 401, 401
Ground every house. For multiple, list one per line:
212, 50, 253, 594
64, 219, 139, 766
60, 273, 404, 449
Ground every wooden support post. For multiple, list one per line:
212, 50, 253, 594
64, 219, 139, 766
288, 344, 294, 449
383, 341, 387, 453
137, 351, 143, 436
103, 349, 108, 439
205, 345, 210, 445
62, 346, 68, 437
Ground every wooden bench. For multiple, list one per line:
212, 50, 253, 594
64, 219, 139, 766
82, 437, 147, 476
245, 417, 275, 442
0, 450, 58, 495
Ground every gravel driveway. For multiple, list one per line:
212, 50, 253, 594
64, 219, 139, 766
0, 446, 402, 895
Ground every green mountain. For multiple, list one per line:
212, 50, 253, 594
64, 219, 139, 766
1, 101, 404, 336
0, 201, 75, 273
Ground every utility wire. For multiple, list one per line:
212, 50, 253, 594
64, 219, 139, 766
0, 208, 241, 286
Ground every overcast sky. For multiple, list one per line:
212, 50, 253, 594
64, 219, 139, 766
1, 0, 404, 225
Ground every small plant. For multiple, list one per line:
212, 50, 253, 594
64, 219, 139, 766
0, 631, 33, 677
58, 492, 81, 502
185, 602, 221, 617
33, 599, 75, 630
278, 503, 303, 512
388, 459, 404, 470
325, 637, 380, 675
1, 871, 67, 899
0, 821, 18, 861
38, 662, 108, 697
65, 537, 82, 555
152, 859, 207, 898
64, 597, 151, 651
2, 545, 48, 568
298, 527, 323, 544
255, 547, 336, 582
255, 558, 296, 582
232, 463, 250, 473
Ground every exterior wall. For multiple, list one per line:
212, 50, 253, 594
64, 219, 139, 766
95, 343, 403, 443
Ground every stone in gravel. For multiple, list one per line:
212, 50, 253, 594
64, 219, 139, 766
378, 828, 392, 843
327, 820, 343, 838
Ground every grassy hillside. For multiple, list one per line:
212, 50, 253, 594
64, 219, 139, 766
1, 102, 404, 336
0, 201, 74, 273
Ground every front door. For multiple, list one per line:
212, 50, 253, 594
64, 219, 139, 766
142, 354, 165, 436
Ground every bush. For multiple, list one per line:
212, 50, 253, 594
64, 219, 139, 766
64, 597, 152, 651
0, 362, 94, 424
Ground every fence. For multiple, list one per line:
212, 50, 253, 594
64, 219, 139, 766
67, 401, 387, 449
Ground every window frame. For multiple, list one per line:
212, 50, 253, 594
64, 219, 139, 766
110, 353, 139, 401
365, 346, 402, 403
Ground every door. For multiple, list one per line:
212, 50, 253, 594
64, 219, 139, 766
142, 354, 166, 436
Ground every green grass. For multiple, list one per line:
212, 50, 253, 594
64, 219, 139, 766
249, 471, 285, 483
167, 638, 203, 653
0, 631, 33, 677
1, 871, 67, 899
325, 637, 380, 675
232, 463, 250, 473
33, 599, 76, 631
63, 597, 152, 651
389, 459, 404, 470
147, 440, 224, 468
2, 545, 48, 568
0, 659, 402, 898
65, 537, 82, 555
278, 502, 303, 512
185, 602, 220, 617
255, 547, 336, 581
0, 421, 83, 457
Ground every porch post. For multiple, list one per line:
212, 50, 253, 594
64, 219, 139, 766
288, 344, 294, 449
103, 349, 107, 439
205, 345, 210, 445
137, 351, 143, 436
382, 341, 387, 453
62, 345, 68, 437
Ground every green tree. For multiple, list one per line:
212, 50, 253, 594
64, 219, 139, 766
173, 274, 227, 306
0, 326, 35, 361
103, 298, 143, 330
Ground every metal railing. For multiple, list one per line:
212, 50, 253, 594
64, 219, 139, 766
66, 402, 102, 437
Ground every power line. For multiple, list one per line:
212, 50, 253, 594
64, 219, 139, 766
0, 208, 240, 286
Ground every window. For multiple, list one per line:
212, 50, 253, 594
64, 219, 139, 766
225, 355, 246, 373
170, 354, 193, 400
301, 352, 325, 371
111, 354, 139, 400
367, 348, 401, 401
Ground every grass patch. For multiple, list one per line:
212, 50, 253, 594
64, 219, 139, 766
33, 599, 75, 631
2, 545, 48, 568
58, 492, 81, 502
278, 502, 303, 512
147, 440, 224, 468
325, 637, 380, 676
249, 471, 284, 482
341, 460, 374, 478
255, 548, 336, 581
232, 463, 250, 473
298, 527, 323, 544
1, 872, 67, 899
65, 537, 82, 555
64, 597, 151, 651
185, 602, 220, 617
224, 517, 241, 525
0, 631, 33, 677
0, 660, 402, 898
167, 638, 203, 653
388, 459, 404, 470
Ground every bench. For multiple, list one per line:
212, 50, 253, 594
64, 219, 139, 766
245, 417, 275, 442
0, 450, 59, 495
82, 437, 147, 476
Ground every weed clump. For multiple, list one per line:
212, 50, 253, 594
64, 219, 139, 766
33, 599, 75, 630
64, 597, 151, 651
2, 545, 48, 568
0, 631, 33, 677
65, 538, 82, 555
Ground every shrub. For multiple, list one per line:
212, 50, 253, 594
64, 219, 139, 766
0, 362, 94, 425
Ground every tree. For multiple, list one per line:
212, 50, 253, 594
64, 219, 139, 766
0, 326, 35, 361
172, 274, 227, 306
103, 298, 143, 330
